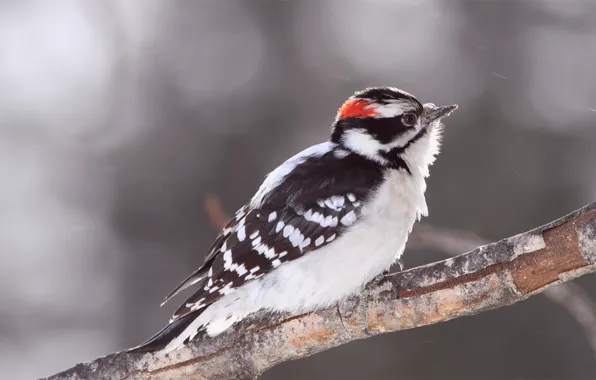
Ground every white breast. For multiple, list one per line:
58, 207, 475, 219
202, 169, 426, 315
163, 169, 429, 349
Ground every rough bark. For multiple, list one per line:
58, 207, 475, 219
409, 223, 596, 360
43, 202, 596, 380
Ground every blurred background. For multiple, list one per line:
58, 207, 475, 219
0, 0, 595, 379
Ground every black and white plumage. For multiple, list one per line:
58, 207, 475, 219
131, 87, 457, 353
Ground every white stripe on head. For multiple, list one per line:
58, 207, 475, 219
340, 115, 426, 163
365, 99, 418, 119
341, 129, 387, 164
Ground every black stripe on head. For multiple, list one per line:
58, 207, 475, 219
353, 87, 423, 111
332, 116, 413, 145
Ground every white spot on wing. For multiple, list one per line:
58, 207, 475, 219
276, 221, 285, 233
208, 286, 220, 294
330, 217, 338, 227
311, 212, 321, 223
315, 235, 325, 247
283, 225, 295, 238
268, 211, 277, 222
264, 247, 276, 259
236, 264, 248, 276
324, 198, 336, 210
289, 228, 304, 247
304, 209, 313, 219
255, 243, 266, 255
237, 225, 246, 242
223, 250, 233, 269
299, 237, 311, 249
340, 211, 357, 226
333, 195, 345, 207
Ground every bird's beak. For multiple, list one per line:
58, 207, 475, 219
423, 104, 458, 123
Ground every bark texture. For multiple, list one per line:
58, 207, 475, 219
43, 202, 596, 380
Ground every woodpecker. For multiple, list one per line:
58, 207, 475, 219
131, 86, 457, 353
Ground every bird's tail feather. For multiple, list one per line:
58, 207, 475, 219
126, 312, 200, 353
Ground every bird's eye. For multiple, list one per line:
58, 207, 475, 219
401, 113, 418, 127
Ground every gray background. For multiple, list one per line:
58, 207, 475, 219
1, 0, 595, 379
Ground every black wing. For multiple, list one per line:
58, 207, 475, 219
168, 148, 385, 321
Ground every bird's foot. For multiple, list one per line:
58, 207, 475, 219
396, 257, 404, 272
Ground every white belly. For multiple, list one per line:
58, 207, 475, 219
164, 170, 428, 350
199, 170, 426, 322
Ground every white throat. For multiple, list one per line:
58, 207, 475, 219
402, 122, 443, 179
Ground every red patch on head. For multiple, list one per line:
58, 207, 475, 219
337, 99, 380, 120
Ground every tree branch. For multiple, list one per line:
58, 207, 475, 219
205, 196, 596, 358
43, 202, 596, 380
409, 223, 596, 361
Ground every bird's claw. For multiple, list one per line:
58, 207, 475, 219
396, 257, 404, 272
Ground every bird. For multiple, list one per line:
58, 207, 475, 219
130, 86, 457, 353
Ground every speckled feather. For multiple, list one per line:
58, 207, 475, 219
169, 146, 384, 321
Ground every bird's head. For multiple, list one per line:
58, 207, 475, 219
331, 87, 457, 175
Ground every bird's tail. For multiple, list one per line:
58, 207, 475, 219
126, 312, 200, 353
